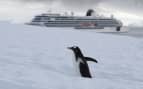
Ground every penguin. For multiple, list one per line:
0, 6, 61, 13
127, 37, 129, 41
68, 46, 98, 78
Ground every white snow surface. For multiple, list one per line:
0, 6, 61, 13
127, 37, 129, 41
0, 22, 143, 89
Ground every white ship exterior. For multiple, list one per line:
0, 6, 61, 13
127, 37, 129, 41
28, 9, 123, 31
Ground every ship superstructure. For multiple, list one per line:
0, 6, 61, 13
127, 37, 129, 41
28, 9, 123, 31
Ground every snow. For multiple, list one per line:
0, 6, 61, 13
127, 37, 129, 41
0, 22, 143, 89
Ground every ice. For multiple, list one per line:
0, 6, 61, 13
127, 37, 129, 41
0, 22, 143, 89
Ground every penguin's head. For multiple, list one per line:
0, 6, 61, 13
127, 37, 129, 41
68, 46, 85, 62
67, 46, 82, 56
67, 46, 79, 52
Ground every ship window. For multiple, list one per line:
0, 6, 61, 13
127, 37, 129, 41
50, 18, 56, 21
34, 17, 41, 20
43, 17, 50, 20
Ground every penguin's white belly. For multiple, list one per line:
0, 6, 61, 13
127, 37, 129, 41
72, 55, 83, 76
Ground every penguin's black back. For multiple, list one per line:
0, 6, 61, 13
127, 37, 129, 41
75, 47, 92, 77
79, 62, 92, 78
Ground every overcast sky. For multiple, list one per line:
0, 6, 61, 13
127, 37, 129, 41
0, 0, 143, 25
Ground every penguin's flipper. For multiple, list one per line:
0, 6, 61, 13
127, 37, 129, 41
85, 57, 98, 63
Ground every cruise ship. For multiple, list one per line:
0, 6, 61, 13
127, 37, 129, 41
28, 9, 123, 31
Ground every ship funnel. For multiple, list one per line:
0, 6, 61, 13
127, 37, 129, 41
86, 9, 95, 16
